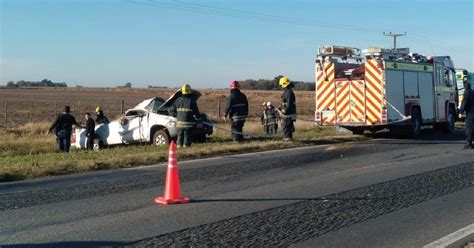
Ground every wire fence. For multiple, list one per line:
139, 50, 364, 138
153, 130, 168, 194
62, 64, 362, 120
1, 99, 315, 127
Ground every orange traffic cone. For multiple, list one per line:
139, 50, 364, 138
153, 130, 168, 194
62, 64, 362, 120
155, 140, 190, 205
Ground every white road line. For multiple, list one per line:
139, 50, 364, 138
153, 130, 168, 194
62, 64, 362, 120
423, 223, 474, 248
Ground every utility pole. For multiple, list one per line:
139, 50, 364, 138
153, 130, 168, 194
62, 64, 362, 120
383, 32, 407, 49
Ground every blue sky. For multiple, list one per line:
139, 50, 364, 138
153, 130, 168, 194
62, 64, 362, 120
1, 0, 473, 88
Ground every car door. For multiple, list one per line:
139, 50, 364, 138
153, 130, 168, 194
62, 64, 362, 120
120, 110, 146, 143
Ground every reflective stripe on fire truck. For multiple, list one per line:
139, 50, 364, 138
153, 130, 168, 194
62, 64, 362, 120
335, 80, 366, 123
350, 80, 366, 123
336, 81, 351, 123
316, 62, 336, 124
365, 60, 384, 125
385, 62, 433, 72
434, 86, 456, 93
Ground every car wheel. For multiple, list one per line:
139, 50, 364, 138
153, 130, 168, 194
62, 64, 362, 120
443, 107, 455, 133
194, 134, 207, 143
153, 130, 170, 146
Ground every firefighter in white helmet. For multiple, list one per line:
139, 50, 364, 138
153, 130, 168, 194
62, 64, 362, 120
278, 76, 296, 141
262, 101, 279, 135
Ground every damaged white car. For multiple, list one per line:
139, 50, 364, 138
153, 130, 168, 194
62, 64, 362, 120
72, 90, 213, 150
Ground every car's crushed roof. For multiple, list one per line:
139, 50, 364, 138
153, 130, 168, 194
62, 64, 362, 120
132, 89, 202, 112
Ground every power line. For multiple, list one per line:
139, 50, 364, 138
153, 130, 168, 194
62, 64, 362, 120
128, 0, 470, 52
128, 0, 383, 33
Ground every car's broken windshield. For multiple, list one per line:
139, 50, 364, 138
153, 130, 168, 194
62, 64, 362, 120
145, 99, 164, 113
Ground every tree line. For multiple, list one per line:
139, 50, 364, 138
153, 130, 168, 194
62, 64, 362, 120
4, 76, 315, 91
238, 76, 314, 91
6, 79, 67, 88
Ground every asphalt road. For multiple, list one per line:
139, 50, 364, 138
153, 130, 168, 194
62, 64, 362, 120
1, 129, 473, 247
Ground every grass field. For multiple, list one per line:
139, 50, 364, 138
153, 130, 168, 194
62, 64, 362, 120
0, 119, 365, 182
0, 87, 368, 182
1, 87, 315, 126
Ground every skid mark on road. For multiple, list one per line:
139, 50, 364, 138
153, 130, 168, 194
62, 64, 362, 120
129, 162, 474, 247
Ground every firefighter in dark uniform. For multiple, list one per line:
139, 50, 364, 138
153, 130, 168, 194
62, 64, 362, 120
224, 81, 249, 142
169, 84, 200, 148
265, 101, 280, 135
48, 106, 80, 152
278, 76, 296, 141
261, 101, 280, 135
459, 79, 474, 149
85, 112, 95, 150
95, 107, 109, 124
260, 101, 269, 133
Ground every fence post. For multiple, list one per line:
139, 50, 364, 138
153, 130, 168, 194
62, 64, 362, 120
77, 100, 80, 113
217, 100, 221, 117
4, 100, 7, 126
29, 103, 33, 123
120, 100, 124, 114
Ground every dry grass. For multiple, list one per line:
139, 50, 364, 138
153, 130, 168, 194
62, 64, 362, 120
0, 88, 359, 182
0, 118, 365, 182
0, 122, 56, 157
1, 87, 315, 126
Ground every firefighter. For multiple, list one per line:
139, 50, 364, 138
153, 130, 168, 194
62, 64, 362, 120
224, 80, 249, 143
85, 112, 95, 150
95, 107, 109, 124
265, 101, 279, 135
459, 79, 474, 149
48, 106, 80, 152
278, 76, 296, 141
260, 101, 269, 133
168, 84, 200, 148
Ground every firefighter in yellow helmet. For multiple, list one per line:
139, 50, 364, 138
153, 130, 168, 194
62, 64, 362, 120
278, 76, 296, 141
168, 84, 200, 147
95, 106, 109, 124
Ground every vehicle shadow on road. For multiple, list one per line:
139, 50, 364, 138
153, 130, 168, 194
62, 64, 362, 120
2, 241, 127, 248
341, 128, 467, 146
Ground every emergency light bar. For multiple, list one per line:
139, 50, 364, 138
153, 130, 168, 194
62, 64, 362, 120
318, 45, 361, 58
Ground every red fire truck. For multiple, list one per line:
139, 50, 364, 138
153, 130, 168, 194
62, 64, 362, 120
315, 45, 458, 137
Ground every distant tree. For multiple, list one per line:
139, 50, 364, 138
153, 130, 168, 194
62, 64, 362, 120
7, 79, 67, 88
124, 82, 132, 88
6, 81, 17, 88
237, 76, 313, 91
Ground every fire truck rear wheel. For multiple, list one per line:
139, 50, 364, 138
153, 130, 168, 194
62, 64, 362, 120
352, 129, 364, 135
443, 107, 455, 133
409, 108, 422, 138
